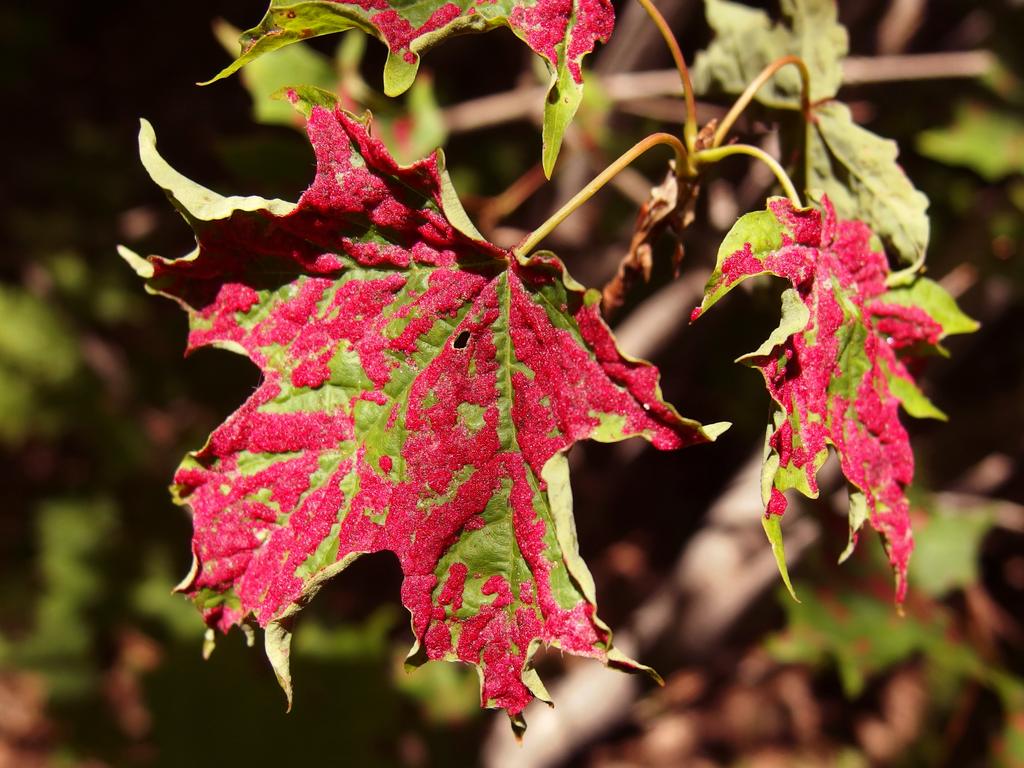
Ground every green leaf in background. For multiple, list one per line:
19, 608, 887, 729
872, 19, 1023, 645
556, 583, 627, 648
132, 550, 209, 643
768, 503, 1024, 767
758, 445, 1020, 764
770, 583, 946, 698
292, 607, 396, 662
207, 0, 617, 176
918, 101, 1024, 182
45, 251, 145, 326
122, 97, 723, 730
0, 286, 80, 444
907, 504, 994, 597
692, 0, 847, 108
393, 642, 481, 724
809, 102, 931, 267
11, 498, 116, 700
995, 710, 1024, 768
693, 197, 975, 601
212, 19, 337, 129
693, 0, 931, 266
768, 579, 1024, 708
372, 74, 447, 166
213, 23, 447, 164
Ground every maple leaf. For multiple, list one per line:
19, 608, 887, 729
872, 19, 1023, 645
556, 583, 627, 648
120, 96, 725, 729
207, 0, 617, 177
691, 197, 976, 602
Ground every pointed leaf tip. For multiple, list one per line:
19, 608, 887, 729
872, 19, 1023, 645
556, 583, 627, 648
134, 118, 295, 225
202, 628, 216, 660
265, 619, 294, 712
117, 245, 154, 279
763, 514, 800, 603
510, 711, 528, 739
702, 421, 732, 440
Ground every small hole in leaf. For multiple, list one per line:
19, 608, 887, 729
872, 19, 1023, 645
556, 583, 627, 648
453, 331, 471, 350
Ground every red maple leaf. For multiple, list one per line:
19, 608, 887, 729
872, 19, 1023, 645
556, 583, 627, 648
122, 103, 723, 726
693, 197, 975, 601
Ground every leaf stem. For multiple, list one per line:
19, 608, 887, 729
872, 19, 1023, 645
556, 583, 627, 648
712, 55, 812, 148
885, 252, 926, 287
694, 144, 802, 208
634, 0, 697, 150
515, 133, 687, 258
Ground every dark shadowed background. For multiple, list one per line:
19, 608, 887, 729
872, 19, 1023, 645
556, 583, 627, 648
1, 1, 1022, 766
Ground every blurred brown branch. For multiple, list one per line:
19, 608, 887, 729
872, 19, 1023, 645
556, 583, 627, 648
443, 51, 996, 134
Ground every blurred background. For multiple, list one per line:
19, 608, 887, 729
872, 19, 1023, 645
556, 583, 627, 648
1, 0, 1022, 765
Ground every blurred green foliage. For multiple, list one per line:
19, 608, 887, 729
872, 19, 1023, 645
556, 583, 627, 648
0, 288, 80, 444
918, 103, 1024, 182
6, 499, 114, 699
215, 23, 447, 165
768, 499, 1024, 767
918, 63, 1024, 183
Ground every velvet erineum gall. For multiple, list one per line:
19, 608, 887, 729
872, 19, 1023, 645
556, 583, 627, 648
121, 100, 724, 728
